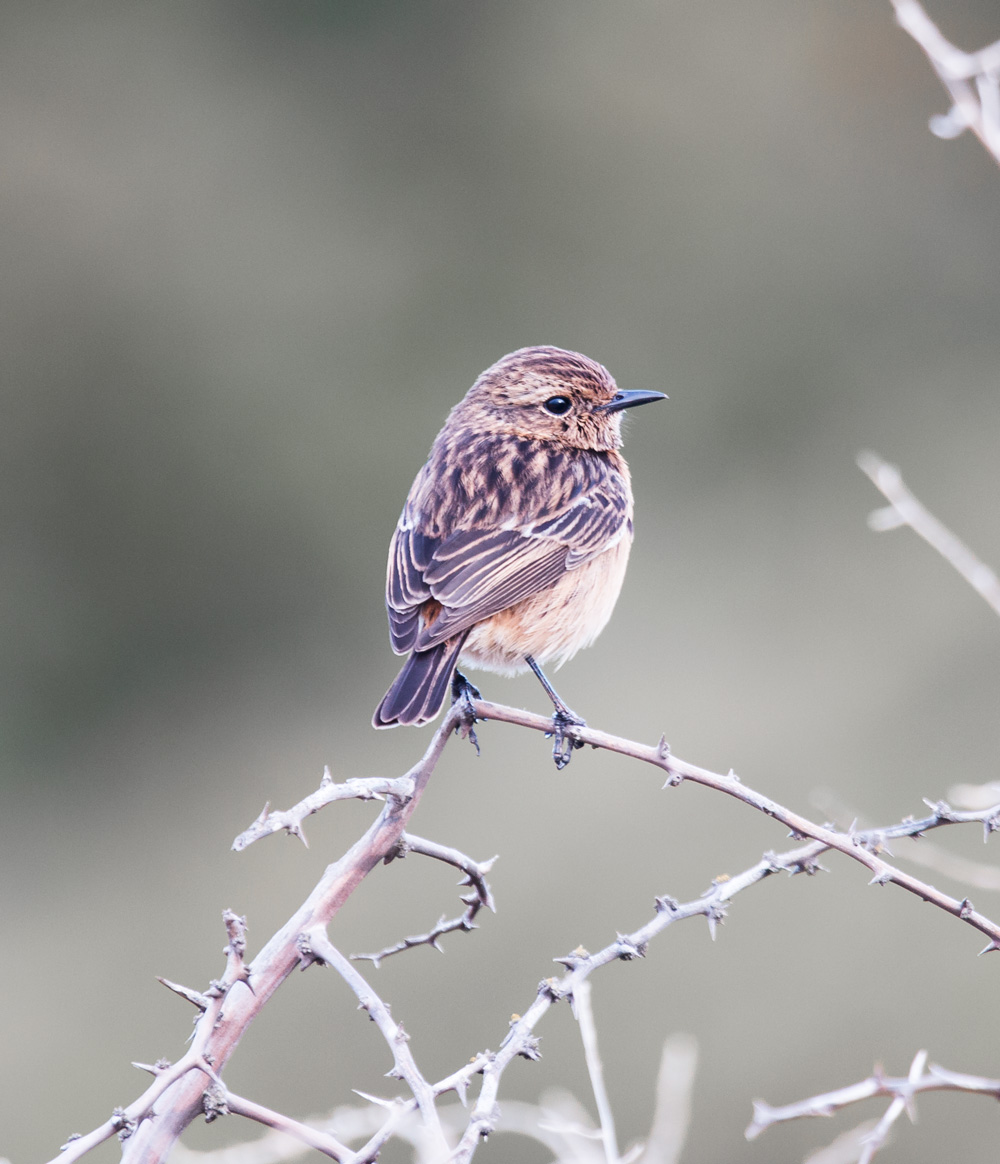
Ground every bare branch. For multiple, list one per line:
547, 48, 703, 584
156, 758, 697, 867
573, 980, 620, 1163
52, 689, 1000, 1162
233, 769, 417, 851
352, 834, 497, 966
299, 929, 450, 1159
54, 909, 257, 1163
889, 0, 1000, 165
465, 699, 1000, 952
449, 840, 828, 1160
747, 1050, 1000, 1161
859, 451, 1000, 617
209, 1091, 353, 1160
102, 706, 464, 1164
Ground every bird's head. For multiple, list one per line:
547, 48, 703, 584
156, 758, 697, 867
452, 346, 665, 452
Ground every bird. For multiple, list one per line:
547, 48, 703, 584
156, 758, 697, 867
372, 345, 665, 767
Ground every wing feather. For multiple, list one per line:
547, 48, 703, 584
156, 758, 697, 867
385, 447, 630, 656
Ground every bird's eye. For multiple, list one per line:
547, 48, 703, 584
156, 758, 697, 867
542, 395, 572, 416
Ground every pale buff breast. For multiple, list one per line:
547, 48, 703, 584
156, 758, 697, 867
459, 529, 633, 676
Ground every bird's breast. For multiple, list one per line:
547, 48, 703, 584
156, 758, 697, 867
459, 530, 633, 676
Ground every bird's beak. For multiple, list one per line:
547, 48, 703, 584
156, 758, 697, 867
598, 389, 668, 414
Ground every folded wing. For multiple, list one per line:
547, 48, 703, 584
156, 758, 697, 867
386, 476, 629, 655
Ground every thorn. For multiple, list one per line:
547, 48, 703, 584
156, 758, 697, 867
353, 1090, 395, 1109
657, 734, 670, 759
538, 977, 564, 1002
705, 904, 727, 940
745, 1100, 775, 1141
517, 1035, 542, 1061
156, 977, 209, 1010
553, 948, 589, 969
977, 940, 1000, 956
959, 898, 974, 919
287, 821, 309, 848
321, 765, 334, 788
253, 802, 270, 825
616, 935, 645, 959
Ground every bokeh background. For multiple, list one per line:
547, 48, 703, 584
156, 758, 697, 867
3, 1, 1000, 1160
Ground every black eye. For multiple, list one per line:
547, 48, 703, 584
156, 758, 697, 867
542, 395, 572, 416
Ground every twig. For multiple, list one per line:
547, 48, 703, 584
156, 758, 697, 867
99, 706, 464, 1164
572, 980, 620, 1163
214, 1092, 352, 1161
449, 840, 829, 1160
859, 451, 1000, 617
53, 693, 1000, 1161
352, 834, 497, 965
233, 769, 417, 851
464, 700, 1000, 953
889, 0, 1000, 165
747, 1049, 1000, 1162
55, 912, 251, 1162
811, 788, 1000, 891
298, 929, 451, 1160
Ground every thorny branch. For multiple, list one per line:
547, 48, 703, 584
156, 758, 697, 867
747, 1048, 1000, 1164
298, 929, 450, 1159
50, 455, 1000, 1162
53, 700, 1000, 1161
352, 833, 497, 966
53, 911, 248, 1161
464, 700, 1000, 952
50, 706, 465, 1164
232, 769, 417, 851
890, 0, 1000, 165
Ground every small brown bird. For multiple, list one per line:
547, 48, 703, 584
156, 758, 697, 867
373, 345, 665, 766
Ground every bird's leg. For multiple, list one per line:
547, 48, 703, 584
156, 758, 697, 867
451, 669, 483, 755
525, 655, 586, 770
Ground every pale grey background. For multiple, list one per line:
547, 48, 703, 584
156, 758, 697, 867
2, 2, 1000, 1161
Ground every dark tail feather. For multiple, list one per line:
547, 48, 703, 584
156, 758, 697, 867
372, 633, 469, 728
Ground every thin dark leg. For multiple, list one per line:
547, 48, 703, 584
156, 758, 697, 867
525, 655, 585, 770
451, 669, 483, 755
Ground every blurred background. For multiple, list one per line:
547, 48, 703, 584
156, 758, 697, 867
2, 1, 1000, 1160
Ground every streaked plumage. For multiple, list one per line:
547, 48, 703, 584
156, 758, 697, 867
373, 345, 663, 732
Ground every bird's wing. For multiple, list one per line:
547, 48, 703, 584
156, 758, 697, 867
386, 477, 629, 654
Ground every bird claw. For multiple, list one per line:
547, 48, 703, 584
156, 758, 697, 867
451, 671, 483, 756
547, 708, 586, 770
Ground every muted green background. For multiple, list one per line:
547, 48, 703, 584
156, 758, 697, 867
3, 2, 1000, 1161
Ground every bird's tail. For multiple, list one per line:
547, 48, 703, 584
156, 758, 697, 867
372, 633, 470, 728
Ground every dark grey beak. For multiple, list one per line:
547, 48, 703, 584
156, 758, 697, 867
599, 389, 668, 414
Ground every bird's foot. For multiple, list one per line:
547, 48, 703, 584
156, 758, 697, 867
451, 670, 483, 756
546, 706, 586, 770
